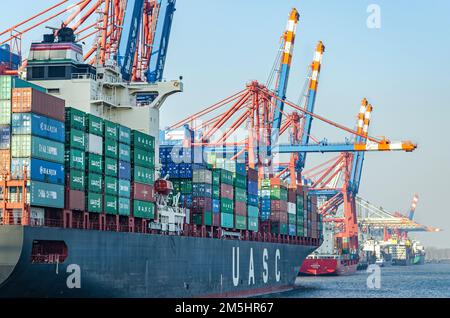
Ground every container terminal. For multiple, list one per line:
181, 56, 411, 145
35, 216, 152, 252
0, 1, 421, 296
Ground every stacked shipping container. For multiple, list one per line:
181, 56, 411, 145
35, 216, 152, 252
247, 168, 259, 231
7, 85, 66, 226
131, 130, 156, 219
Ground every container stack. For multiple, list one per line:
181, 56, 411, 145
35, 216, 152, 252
65, 107, 87, 212
215, 168, 234, 229
231, 163, 247, 230
191, 168, 213, 226
118, 125, 132, 217
159, 145, 193, 209
85, 114, 104, 214
103, 120, 119, 216
269, 178, 288, 235
0, 76, 11, 175
296, 186, 305, 237
9, 86, 66, 215
287, 188, 297, 236
259, 178, 271, 221
131, 130, 156, 220
246, 168, 259, 232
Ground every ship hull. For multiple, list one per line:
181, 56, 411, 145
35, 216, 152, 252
299, 258, 358, 276
0, 226, 317, 298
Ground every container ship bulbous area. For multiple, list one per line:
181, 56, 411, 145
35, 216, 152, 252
0, 226, 319, 298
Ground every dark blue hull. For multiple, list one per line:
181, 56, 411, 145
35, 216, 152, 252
0, 226, 317, 297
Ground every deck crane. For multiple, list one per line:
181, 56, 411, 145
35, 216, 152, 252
0, 0, 175, 83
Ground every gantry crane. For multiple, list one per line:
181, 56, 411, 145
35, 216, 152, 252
0, 0, 176, 82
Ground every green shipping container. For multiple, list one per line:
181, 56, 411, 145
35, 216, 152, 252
248, 217, 259, 231
271, 222, 288, 235
104, 176, 118, 195
220, 198, 233, 214
87, 173, 102, 193
0, 100, 11, 125
68, 169, 85, 191
12, 135, 64, 164
213, 169, 233, 185
234, 189, 247, 202
119, 143, 131, 162
297, 226, 304, 236
65, 149, 85, 170
118, 179, 131, 198
133, 166, 154, 185
233, 174, 247, 189
132, 147, 154, 168
104, 138, 118, 159
212, 185, 220, 199
235, 215, 247, 230
0, 76, 46, 100
104, 157, 118, 177
131, 130, 155, 151
104, 120, 118, 140
86, 153, 103, 174
118, 125, 131, 145
133, 200, 154, 219
30, 181, 64, 208
221, 212, 234, 229
104, 195, 118, 215
86, 192, 102, 213
270, 188, 288, 201
260, 179, 271, 188
288, 214, 296, 225
192, 212, 212, 226
118, 197, 131, 216
65, 107, 86, 131
247, 205, 259, 218
66, 129, 85, 150
212, 170, 220, 186
86, 114, 103, 136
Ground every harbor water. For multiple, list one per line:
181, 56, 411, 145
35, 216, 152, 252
265, 264, 450, 298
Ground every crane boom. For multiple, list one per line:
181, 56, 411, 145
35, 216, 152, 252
147, 0, 176, 82
271, 8, 299, 145
116, 0, 146, 81
297, 41, 325, 171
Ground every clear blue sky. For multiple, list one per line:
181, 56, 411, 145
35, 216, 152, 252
2, 1, 450, 247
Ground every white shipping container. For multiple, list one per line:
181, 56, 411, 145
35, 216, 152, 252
30, 207, 45, 226
288, 202, 296, 215
87, 133, 103, 155
260, 189, 271, 197
192, 169, 212, 184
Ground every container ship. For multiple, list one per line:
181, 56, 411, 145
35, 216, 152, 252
0, 28, 323, 298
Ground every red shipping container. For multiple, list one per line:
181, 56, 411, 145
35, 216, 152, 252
12, 88, 65, 121
212, 213, 220, 227
288, 189, 296, 203
234, 201, 247, 216
247, 168, 258, 181
132, 183, 155, 202
0, 149, 10, 174
220, 183, 234, 200
65, 189, 85, 211
271, 200, 287, 211
192, 197, 212, 209
270, 211, 288, 223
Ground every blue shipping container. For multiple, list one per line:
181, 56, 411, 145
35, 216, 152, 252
0, 125, 10, 149
11, 113, 65, 142
212, 199, 220, 214
118, 161, 131, 180
288, 224, 296, 236
192, 183, 212, 197
11, 158, 64, 184
247, 194, 259, 206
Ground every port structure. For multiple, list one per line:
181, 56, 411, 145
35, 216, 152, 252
356, 196, 441, 239
0, 0, 176, 83
167, 8, 417, 260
